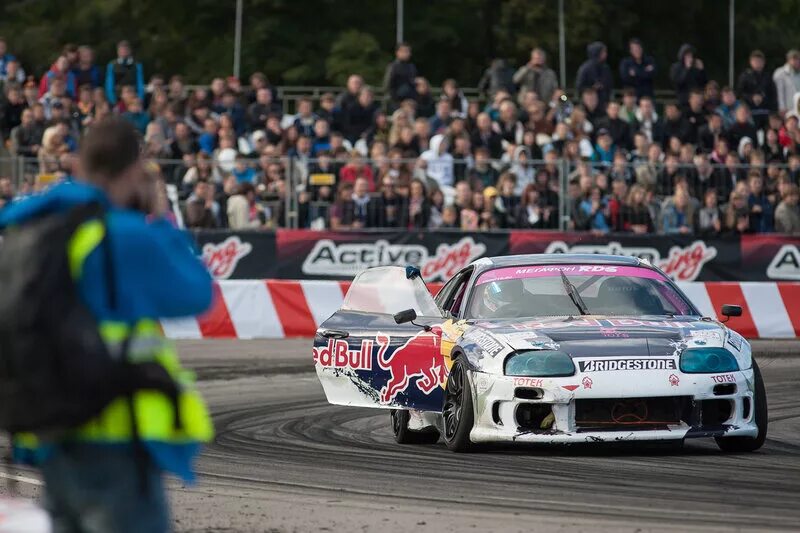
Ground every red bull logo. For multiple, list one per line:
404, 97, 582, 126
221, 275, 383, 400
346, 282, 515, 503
313, 338, 373, 370
376, 330, 447, 404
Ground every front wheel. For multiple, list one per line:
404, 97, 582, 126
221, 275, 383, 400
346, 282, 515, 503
715, 360, 768, 452
390, 409, 440, 444
442, 359, 475, 452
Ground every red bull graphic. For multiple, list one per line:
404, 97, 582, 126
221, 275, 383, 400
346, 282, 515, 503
313, 338, 374, 370
376, 330, 447, 404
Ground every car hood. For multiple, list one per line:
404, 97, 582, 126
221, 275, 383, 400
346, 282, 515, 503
454, 316, 750, 375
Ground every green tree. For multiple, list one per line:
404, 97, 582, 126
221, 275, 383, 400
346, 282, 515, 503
326, 30, 389, 86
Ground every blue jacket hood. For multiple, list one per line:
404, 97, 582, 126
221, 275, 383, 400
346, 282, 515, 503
0, 181, 110, 228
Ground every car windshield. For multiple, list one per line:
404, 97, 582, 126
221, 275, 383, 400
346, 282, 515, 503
468, 264, 695, 319
342, 266, 443, 317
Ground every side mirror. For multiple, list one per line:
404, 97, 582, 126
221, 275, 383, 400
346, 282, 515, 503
720, 304, 742, 323
394, 308, 417, 325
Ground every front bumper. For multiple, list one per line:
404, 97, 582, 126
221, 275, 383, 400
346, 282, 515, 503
468, 368, 758, 444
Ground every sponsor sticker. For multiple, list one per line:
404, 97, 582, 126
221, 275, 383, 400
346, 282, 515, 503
202, 236, 253, 279
544, 240, 716, 282
581, 376, 593, 389
513, 377, 544, 388
727, 331, 744, 351
464, 329, 505, 357
669, 374, 680, 386
313, 338, 374, 370
711, 374, 736, 383
578, 358, 677, 372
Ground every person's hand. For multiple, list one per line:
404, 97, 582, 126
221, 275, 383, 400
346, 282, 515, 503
591, 199, 601, 212
752, 204, 763, 214
695, 58, 704, 69
628, 69, 636, 78
631, 224, 647, 234
352, 220, 364, 229
645, 64, 654, 72
679, 225, 691, 234
713, 218, 722, 232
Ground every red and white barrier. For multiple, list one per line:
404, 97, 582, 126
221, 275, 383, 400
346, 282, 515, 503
160, 280, 800, 340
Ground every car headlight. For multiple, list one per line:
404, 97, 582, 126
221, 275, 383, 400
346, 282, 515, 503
504, 350, 575, 377
680, 347, 740, 373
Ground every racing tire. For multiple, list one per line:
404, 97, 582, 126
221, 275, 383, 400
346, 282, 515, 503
442, 359, 475, 452
715, 360, 768, 453
390, 409, 440, 445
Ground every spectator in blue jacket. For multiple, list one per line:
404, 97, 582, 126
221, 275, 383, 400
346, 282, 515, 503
72, 45, 101, 88
121, 97, 149, 134
0, 38, 17, 78
619, 38, 656, 99
213, 91, 246, 136
105, 40, 145, 105
575, 42, 614, 107
747, 171, 774, 233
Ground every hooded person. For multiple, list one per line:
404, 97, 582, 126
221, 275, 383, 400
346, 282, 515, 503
420, 133, 454, 191
670, 44, 708, 107
575, 42, 614, 106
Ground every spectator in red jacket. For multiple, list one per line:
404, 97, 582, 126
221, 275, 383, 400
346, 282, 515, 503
38, 56, 76, 99
339, 150, 376, 191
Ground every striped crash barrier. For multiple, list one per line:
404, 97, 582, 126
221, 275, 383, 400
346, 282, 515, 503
160, 280, 800, 340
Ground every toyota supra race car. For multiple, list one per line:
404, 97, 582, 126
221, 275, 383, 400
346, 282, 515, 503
313, 254, 767, 453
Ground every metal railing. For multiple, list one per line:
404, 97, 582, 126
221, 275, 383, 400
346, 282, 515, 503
183, 84, 678, 115
2, 154, 782, 235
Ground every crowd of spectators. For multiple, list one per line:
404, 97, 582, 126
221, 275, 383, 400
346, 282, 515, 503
3, 37, 800, 234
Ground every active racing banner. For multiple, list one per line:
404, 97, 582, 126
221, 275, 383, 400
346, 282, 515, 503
190, 229, 800, 282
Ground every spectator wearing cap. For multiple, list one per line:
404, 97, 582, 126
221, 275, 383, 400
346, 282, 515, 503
670, 44, 707, 107
105, 40, 145, 105
575, 42, 613, 106
39, 56, 76, 99
737, 50, 777, 129
72, 45, 101, 88
773, 50, 800, 116
513, 48, 558, 104
383, 42, 418, 110
619, 38, 657, 99
592, 129, 615, 164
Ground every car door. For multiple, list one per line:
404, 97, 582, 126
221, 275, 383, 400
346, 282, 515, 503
314, 266, 448, 411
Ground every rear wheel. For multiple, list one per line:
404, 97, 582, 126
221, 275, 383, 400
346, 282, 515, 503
442, 359, 475, 452
390, 409, 440, 444
715, 360, 768, 452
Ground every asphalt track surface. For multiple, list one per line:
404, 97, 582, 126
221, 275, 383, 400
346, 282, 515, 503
3, 339, 800, 532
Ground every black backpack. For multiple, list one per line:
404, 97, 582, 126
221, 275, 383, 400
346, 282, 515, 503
0, 202, 178, 436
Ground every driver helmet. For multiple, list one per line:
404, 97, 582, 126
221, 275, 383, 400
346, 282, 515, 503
482, 278, 525, 313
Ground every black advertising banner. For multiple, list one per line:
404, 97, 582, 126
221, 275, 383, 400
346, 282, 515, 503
192, 230, 278, 279
187, 229, 800, 282
274, 229, 509, 281
740, 234, 800, 281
